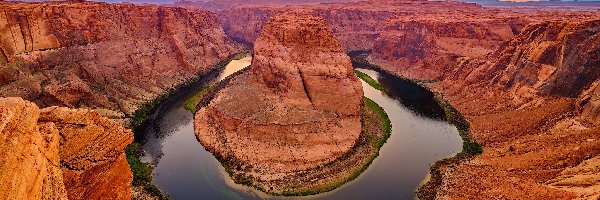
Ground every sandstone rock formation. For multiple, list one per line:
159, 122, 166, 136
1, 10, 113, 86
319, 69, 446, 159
194, 11, 363, 180
0, 1, 240, 117
370, 15, 520, 80
0, 97, 66, 200
213, 0, 514, 52
368, 15, 600, 199
0, 97, 133, 199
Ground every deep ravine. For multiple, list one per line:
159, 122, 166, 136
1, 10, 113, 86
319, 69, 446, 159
136, 56, 462, 199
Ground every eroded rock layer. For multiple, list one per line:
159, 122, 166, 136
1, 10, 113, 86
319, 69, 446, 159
370, 17, 600, 199
194, 11, 363, 180
0, 97, 133, 200
0, 2, 240, 117
216, 0, 487, 51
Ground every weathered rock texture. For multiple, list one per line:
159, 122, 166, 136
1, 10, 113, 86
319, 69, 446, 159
370, 15, 519, 80
213, 0, 517, 52
195, 11, 363, 179
0, 97, 66, 200
0, 97, 133, 200
370, 16, 600, 199
0, 1, 240, 116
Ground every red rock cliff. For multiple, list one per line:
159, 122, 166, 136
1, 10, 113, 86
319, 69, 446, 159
0, 2, 240, 116
370, 15, 600, 199
370, 15, 520, 80
215, 0, 491, 51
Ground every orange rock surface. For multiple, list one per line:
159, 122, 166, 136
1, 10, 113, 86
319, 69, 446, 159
0, 97, 133, 200
194, 11, 363, 178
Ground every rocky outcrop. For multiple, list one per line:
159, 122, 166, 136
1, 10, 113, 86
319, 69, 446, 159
0, 97, 133, 199
0, 2, 240, 116
0, 97, 66, 200
40, 106, 134, 200
579, 79, 600, 125
194, 11, 363, 185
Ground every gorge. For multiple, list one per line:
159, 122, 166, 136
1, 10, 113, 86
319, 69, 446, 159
1, 0, 600, 199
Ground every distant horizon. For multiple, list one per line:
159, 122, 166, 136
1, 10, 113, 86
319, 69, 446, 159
5, 0, 600, 7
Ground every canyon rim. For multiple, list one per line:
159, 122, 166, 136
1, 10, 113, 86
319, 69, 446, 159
1, 0, 600, 199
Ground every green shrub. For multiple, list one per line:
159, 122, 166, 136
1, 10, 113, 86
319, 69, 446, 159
355, 70, 383, 91
125, 143, 170, 200
184, 84, 213, 113
125, 143, 153, 185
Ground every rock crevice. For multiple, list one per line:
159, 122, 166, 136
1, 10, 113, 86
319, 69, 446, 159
0, 97, 133, 200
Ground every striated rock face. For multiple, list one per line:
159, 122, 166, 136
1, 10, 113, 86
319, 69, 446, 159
216, 0, 486, 51
40, 106, 134, 200
369, 15, 520, 80
0, 97, 66, 200
195, 12, 363, 175
368, 17, 600, 199
0, 97, 133, 200
491, 20, 600, 97
580, 79, 600, 125
0, 2, 240, 116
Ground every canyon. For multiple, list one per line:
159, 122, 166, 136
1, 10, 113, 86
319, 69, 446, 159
1, 0, 600, 199
367, 8, 600, 200
194, 11, 369, 194
0, 1, 241, 199
191, 0, 600, 198
0, 1, 240, 122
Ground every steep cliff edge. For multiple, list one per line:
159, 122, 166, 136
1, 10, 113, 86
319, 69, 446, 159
368, 16, 600, 199
194, 11, 364, 193
0, 97, 133, 199
0, 2, 240, 118
369, 15, 519, 80
215, 0, 486, 52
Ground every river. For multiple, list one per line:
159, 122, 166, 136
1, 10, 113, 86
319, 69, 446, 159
135, 55, 462, 200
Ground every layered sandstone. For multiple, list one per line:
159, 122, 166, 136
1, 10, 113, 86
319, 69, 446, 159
0, 97, 133, 199
487, 20, 600, 119
0, 97, 66, 200
368, 16, 600, 199
0, 2, 240, 117
194, 11, 363, 185
215, 0, 486, 51
370, 15, 521, 80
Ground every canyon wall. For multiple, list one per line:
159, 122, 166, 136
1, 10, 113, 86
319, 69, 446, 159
0, 2, 240, 117
370, 15, 520, 80
369, 13, 600, 199
195, 11, 363, 182
215, 0, 487, 51
0, 97, 133, 200
491, 20, 600, 96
